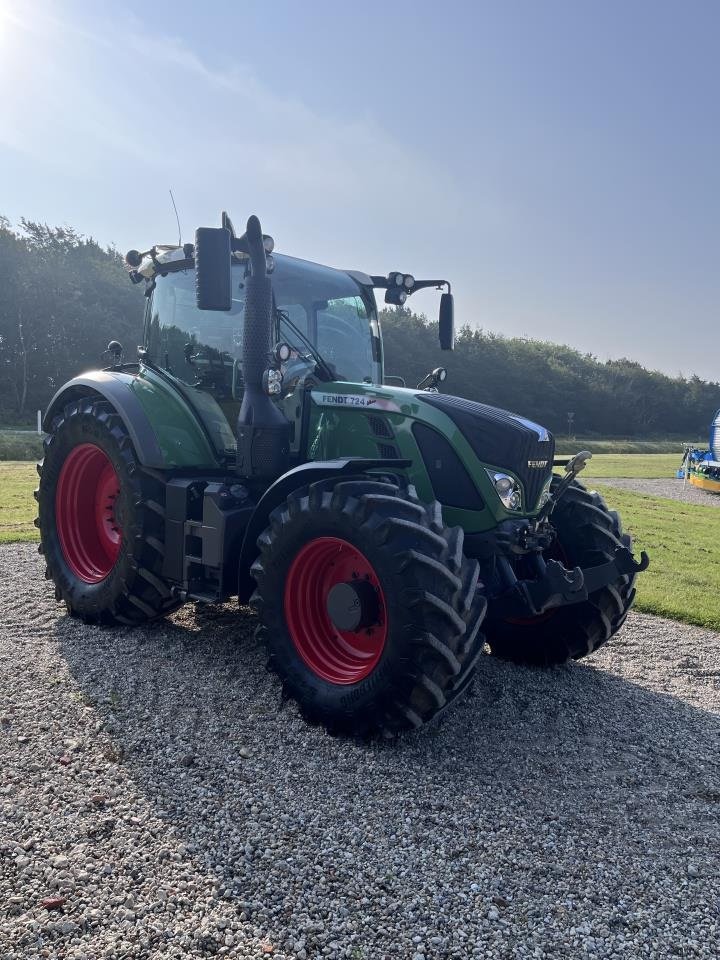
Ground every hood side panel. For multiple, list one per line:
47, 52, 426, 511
418, 393, 555, 512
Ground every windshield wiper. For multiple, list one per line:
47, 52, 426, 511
276, 309, 335, 382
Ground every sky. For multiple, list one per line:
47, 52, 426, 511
0, 0, 718, 380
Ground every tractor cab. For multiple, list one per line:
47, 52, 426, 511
132, 221, 453, 473
143, 251, 383, 456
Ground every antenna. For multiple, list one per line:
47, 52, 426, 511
169, 188, 182, 246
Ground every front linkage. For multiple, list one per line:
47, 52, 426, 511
493, 541, 649, 620
477, 452, 649, 620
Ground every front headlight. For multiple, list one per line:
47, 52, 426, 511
485, 469, 523, 511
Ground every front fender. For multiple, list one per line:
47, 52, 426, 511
44, 368, 224, 470
237, 457, 410, 602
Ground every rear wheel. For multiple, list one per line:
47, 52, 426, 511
485, 478, 637, 665
252, 477, 487, 737
36, 396, 181, 625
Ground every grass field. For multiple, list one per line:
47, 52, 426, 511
554, 439, 698, 455
0, 429, 44, 461
583, 453, 680, 479
1, 457, 717, 630
0, 462, 38, 543
594, 484, 720, 629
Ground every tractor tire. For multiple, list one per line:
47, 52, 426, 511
35, 396, 181, 625
251, 477, 487, 737
485, 478, 637, 666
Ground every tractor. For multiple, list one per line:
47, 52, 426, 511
35, 212, 649, 736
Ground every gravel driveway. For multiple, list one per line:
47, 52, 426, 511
2, 542, 720, 959
589, 476, 720, 507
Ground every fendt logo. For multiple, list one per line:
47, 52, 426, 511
527, 460, 549, 468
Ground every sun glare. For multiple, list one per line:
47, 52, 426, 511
0, 3, 22, 69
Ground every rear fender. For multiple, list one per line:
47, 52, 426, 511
43, 370, 224, 470
237, 457, 410, 602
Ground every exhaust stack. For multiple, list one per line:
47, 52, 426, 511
194, 214, 290, 481
236, 215, 290, 479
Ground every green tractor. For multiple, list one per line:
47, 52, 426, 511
36, 213, 648, 736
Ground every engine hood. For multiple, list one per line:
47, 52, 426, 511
417, 392, 555, 512
310, 383, 555, 513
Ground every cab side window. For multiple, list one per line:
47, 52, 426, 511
148, 271, 245, 399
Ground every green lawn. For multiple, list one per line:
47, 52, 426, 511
594, 484, 720, 629
582, 452, 681, 479
0, 461, 38, 543
0, 429, 44, 461
2, 460, 718, 631
555, 439, 697, 455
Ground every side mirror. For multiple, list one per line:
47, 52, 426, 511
439, 292, 454, 350
195, 227, 232, 311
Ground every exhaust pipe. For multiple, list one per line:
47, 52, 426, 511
236, 215, 290, 480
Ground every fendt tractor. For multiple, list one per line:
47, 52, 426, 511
36, 213, 649, 736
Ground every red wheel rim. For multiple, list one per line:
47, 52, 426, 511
55, 443, 122, 583
283, 537, 388, 685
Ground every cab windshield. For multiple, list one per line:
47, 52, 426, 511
145, 254, 381, 397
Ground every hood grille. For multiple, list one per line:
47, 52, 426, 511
418, 393, 554, 512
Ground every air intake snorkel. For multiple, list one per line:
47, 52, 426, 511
195, 213, 290, 481
235, 215, 291, 479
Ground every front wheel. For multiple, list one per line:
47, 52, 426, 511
36, 396, 181, 625
485, 478, 637, 665
252, 477, 487, 737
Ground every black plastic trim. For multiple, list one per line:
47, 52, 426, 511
412, 422, 483, 510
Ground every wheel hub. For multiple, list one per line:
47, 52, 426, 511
283, 537, 388, 685
326, 579, 380, 632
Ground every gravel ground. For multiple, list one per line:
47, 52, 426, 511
588, 476, 720, 507
2, 542, 720, 960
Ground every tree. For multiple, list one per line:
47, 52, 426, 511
381, 308, 720, 438
0, 218, 143, 423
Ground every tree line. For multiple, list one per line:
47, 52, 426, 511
0, 218, 141, 424
1, 218, 717, 438
381, 307, 719, 438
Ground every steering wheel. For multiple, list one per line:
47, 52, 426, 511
282, 355, 315, 386
317, 316, 365, 376
320, 314, 360, 343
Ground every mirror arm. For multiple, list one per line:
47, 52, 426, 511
408, 279, 451, 294
370, 277, 451, 296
